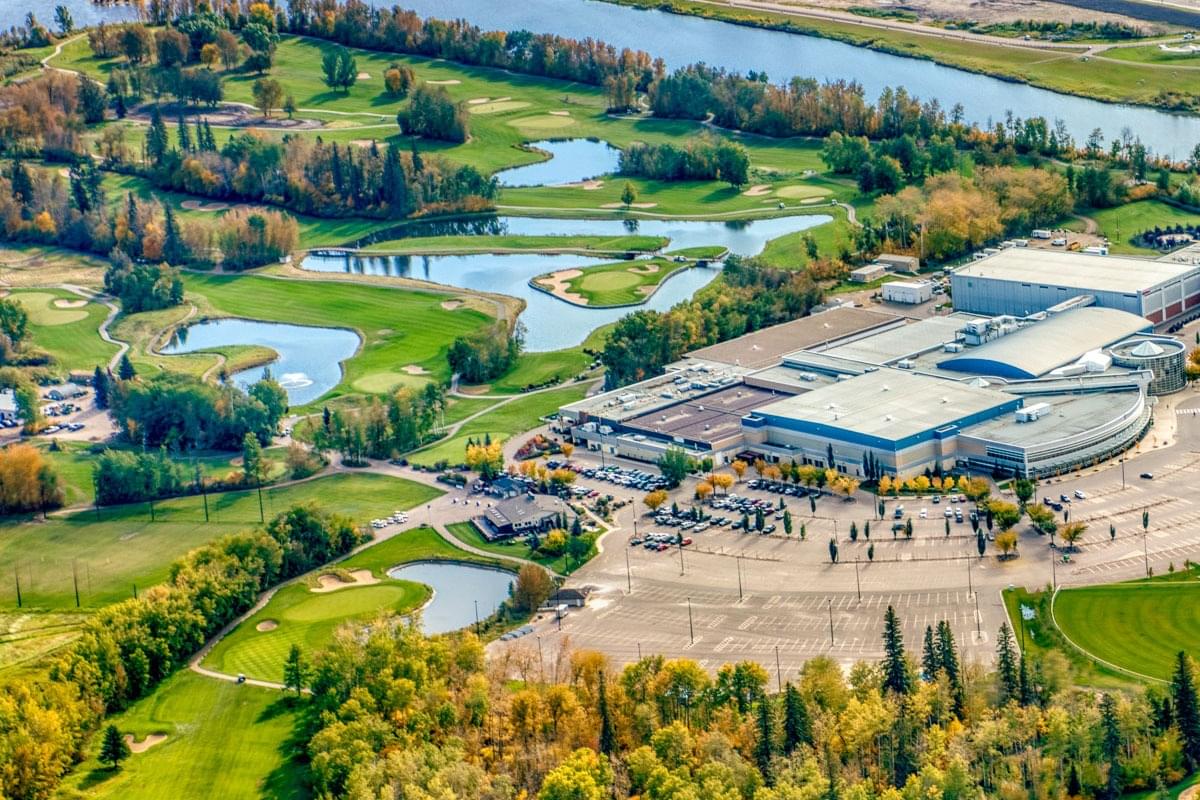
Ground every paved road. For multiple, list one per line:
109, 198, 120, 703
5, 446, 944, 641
489, 386, 1200, 683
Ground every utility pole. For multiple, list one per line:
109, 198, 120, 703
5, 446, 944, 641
13, 567, 20, 608
72, 560, 80, 608
775, 645, 782, 693
256, 475, 265, 524
687, 597, 694, 645
854, 556, 861, 602
474, 599, 480, 635
625, 547, 632, 593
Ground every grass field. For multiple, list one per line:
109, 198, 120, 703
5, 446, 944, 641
536, 256, 693, 307
59, 671, 307, 800
182, 273, 492, 402
446, 521, 590, 574
8, 288, 118, 373
1052, 574, 1200, 682
203, 526, 488, 681
359, 233, 669, 255
1075, 200, 1200, 254
411, 384, 588, 466
0, 610, 89, 676
0, 473, 441, 610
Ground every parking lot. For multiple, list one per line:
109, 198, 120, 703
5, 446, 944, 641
493, 392, 1200, 682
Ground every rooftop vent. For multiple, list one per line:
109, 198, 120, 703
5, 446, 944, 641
1130, 340, 1165, 357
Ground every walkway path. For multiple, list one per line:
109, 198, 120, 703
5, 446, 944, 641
59, 283, 129, 371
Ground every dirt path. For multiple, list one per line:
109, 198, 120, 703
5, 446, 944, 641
1074, 213, 1100, 235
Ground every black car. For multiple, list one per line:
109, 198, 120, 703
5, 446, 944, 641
1141, 472, 1154, 480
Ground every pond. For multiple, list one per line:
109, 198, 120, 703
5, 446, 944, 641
159, 319, 360, 406
302, 213, 831, 351
496, 139, 622, 187
394, 0, 1200, 158
0, 0, 138, 30
387, 561, 516, 635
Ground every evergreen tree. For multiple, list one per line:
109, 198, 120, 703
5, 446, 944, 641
782, 682, 811, 754
410, 138, 423, 172
881, 605, 910, 695
177, 113, 192, 153
118, 353, 137, 381
892, 699, 919, 787
1067, 762, 1083, 797
98, 724, 130, 769
163, 205, 184, 265
936, 620, 965, 715
754, 696, 776, 784
114, 92, 127, 119
92, 366, 110, 409
1018, 654, 1034, 707
921, 625, 939, 681
146, 106, 170, 166
1100, 693, 1123, 800
828, 538, 838, 564
996, 623, 1020, 705
1172, 651, 1200, 769
10, 159, 33, 206
598, 672, 616, 756
283, 643, 308, 695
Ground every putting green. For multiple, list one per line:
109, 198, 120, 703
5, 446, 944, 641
352, 370, 428, 394
579, 271, 642, 293
12, 291, 88, 325
205, 580, 428, 682
510, 114, 577, 131
1053, 581, 1200, 681
776, 184, 829, 199
469, 100, 531, 114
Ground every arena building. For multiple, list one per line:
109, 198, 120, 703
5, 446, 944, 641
950, 249, 1200, 324
560, 266, 1184, 478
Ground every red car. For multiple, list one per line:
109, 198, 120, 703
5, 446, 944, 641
681, 537, 694, 546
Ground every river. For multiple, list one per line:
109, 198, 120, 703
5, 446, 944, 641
13, 0, 1197, 153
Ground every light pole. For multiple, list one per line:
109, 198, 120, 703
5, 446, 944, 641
1120, 457, 1126, 490
854, 556, 861, 602
974, 590, 982, 638
687, 597, 694, 645
625, 547, 632, 593
775, 645, 782, 693
828, 598, 834, 645
967, 555, 973, 597
736, 555, 743, 600
678, 537, 685, 575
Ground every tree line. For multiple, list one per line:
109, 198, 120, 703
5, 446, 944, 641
304, 383, 447, 465
601, 255, 823, 387
619, 138, 751, 187
0, 502, 366, 799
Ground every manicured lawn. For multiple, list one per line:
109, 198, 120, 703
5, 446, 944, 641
757, 209, 855, 268
360, 233, 668, 255
61, 671, 307, 800
183, 273, 493, 403
446, 521, 578, 574
0, 473, 441, 610
1080, 200, 1200, 254
534, 257, 691, 307
1052, 576, 1200, 681
203, 526, 489, 682
8, 288, 118, 373
411, 384, 588, 466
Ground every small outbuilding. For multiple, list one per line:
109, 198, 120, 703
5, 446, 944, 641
876, 253, 920, 273
850, 263, 889, 283
882, 280, 934, 305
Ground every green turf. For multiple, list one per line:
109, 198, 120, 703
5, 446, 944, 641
60, 671, 307, 800
446, 520, 580, 574
203, 526, 490, 681
359, 233, 668, 255
0, 473, 441, 610
1052, 577, 1200, 681
411, 384, 588, 466
1079, 200, 1200, 254
533, 256, 692, 307
8, 288, 118, 373
183, 273, 493, 404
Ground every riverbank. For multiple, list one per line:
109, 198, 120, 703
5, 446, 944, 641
597, 0, 1200, 111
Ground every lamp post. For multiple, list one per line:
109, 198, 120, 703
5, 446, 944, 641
854, 556, 861, 602
687, 597, 695, 645
736, 555, 743, 600
828, 598, 834, 645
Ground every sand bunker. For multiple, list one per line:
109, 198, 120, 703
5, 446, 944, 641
255, 620, 278, 632
357, 72, 371, 80
776, 185, 826, 199
349, 139, 378, 147
627, 263, 661, 275
800, 197, 826, 205
402, 364, 430, 375
742, 184, 772, 197
313, 569, 379, 593
580, 180, 604, 190
125, 734, 167, 754
180, 200, 230, 212
548, 110, 571, 117
536, 268, 588, 305
440, 300, 464, 310
468, 97, 491, 105
52, 298, 88, 309
426, 79, 461, 85
601, 202, 657, 209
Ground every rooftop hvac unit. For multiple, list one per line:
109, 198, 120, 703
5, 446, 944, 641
896, 359, 915, 369
617, 393, 636, 404
1015, 402, 1052, 423
944, 342, 964, 353
799, 372, 818, 382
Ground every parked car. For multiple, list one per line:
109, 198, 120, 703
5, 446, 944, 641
1141, 472, 1154, 480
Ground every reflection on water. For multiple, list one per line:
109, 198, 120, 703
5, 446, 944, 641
160, 319, 360, 405
388, 561, 515, 635
496, 139, 622, 187
305, 214, 831, 351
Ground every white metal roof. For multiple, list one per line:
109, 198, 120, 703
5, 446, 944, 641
954, 249, 1199, 294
